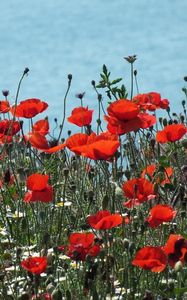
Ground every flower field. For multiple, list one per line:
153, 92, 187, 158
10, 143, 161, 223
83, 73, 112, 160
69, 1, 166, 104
0, 61, 187, 300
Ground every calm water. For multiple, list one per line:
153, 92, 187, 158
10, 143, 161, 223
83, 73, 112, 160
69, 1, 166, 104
0, 0, 186, 132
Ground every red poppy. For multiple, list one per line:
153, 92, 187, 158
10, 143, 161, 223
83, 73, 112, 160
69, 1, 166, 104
24, 173, 53, 203
156, 124, 187, 143
26, 132, 66, 154
66, 132, 120, 161
67, 232, 100, 261
0, 119, 20, 136
141, 164, 173, 185
67, 106, 94, 127
21, 256, 47, 274
163, 234, 187, 267
146, 204, 176, 228
132, 246, 167, 272
123, 178, 156, 208
105, 99, 156, 135
11, 98, 48, 118
87, 210, 122, 230
32, 119, 49, 135
0, 100, 11, 113
107, 99, 139, 120
0, 134, 13, 144
132, 92, 169, 111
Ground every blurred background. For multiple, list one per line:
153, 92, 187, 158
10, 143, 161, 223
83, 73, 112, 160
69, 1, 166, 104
0, 0, 186, 133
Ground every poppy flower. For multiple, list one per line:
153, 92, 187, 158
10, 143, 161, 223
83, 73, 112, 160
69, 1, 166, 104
163, 234, 187, 267
105, 99, 156, 135
67, 106, 94, 127
11, 98, 48, 118
0, 100, 11, 113
24, 173, 53, 203
0, 134, 13, 144
0, 119, 20, 136
66, 132, 120, 161
26, 132, 66, 154
156, 124, 187, 143
67, 232, 100, 261
132, 92, 169, 111
32, 119, 49, 135
141, 164, 173, 185
21, 256, 47, 274
123, 178, 156, 208
87, 210, 122, 230
146, 204, 176, 228
132, 246, 167, 272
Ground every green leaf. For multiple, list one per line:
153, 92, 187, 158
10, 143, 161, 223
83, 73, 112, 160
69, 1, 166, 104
111, 78, 122, 85
158, 156, 170, 168
103, 64, 108, 75
174, 287, 187, 296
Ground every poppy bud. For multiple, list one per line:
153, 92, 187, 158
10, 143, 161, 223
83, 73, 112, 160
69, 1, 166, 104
123, 238, 130, 249
23, 67, 29, 75
184, 76, 187, 81
2, 90, 9, 97
159, 117, 163, 125
182, 100, 186, 106
115, 186, 124, 198
174, 261, 183, 272
63, 168, 69, 177
91, 80, 95, 86
134, 69, 137, 76
124, 55, 137, 64
68, 74, 72, 81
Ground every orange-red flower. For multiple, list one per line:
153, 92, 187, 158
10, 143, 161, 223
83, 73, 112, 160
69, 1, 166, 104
132, 246, 167, 272
156, 124, 187, 143
0, 119, 20, 136
11, 98, 48, 118
123, 178, 156, 208
87, 210, 122, 230
0, 100, 11, 113
105, 99, 156, 135
141, 164, 173, 185
0, 119, 21, 144
32, 119, 49, 135
21, 256, 47, 274
132, 92, 169, 111
24, 173, 53, 203
163, 234, 187, 267
67, 232, 100, 261
67, 106, 94, 127
66, 132, 120, 161
146, 204, 176, 228
26, 132, 66, 154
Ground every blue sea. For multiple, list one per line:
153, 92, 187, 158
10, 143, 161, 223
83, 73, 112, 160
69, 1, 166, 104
0, 0, 186, 133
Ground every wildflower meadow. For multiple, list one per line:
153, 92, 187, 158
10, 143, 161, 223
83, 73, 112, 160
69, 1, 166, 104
0, 58, 187, 300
